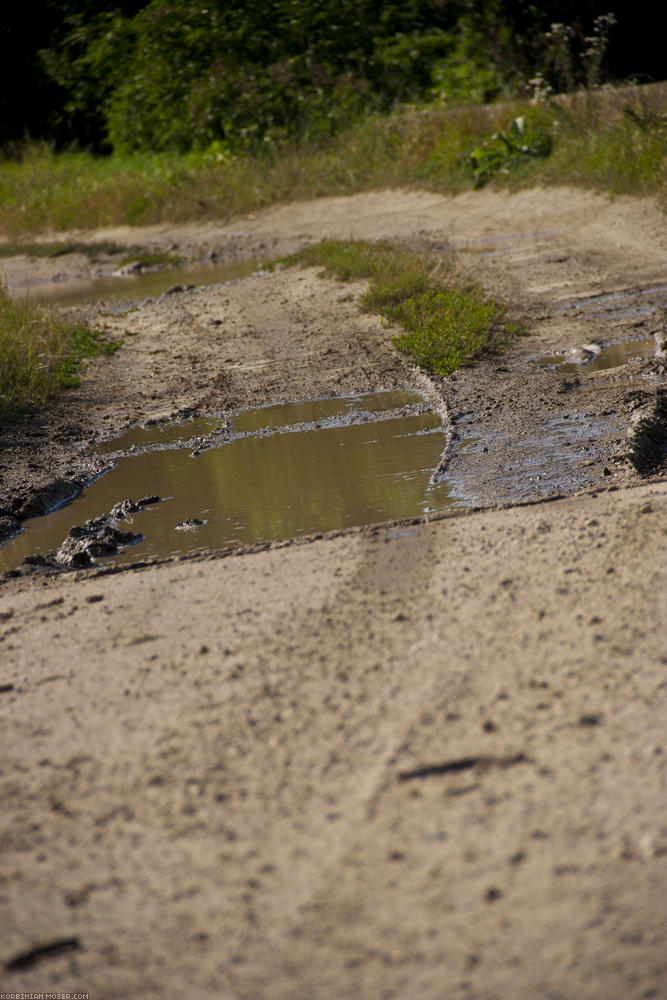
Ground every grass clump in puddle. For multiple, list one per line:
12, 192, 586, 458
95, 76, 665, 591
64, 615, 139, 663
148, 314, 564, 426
290, 240, 518, 376
0, 287, 119, 419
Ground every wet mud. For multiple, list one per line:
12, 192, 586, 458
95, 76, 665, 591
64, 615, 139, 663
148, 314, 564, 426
0, 391, 460, 574
2, 242, 275, 306
1, 187, 666, 572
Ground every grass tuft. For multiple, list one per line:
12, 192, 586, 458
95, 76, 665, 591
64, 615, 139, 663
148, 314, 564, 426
288, 240, 518, 376
0, 287, 119, 419
388, 287, 514, 375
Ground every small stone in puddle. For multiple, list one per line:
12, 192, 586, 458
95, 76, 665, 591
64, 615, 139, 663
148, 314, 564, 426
175, 518, 206, 530
113, 260, 145, 277
110, 499, 142, 519
563, 345, 600, 365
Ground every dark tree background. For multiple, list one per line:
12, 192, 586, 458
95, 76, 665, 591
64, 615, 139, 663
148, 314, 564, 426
1, 0, 663, 153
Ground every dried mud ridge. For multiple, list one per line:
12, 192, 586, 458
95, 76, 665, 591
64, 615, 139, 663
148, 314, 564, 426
627, 386, 667, 474
4, 937, 82, 974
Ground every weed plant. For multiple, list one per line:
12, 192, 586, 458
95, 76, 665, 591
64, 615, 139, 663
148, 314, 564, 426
289, 240, 518, 376
0, 287, 118, 418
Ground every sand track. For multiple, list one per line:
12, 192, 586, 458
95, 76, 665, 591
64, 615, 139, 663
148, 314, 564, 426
1, 185, 666, 998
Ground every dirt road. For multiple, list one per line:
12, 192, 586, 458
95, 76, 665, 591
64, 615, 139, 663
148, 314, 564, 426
1, 186, 666, 999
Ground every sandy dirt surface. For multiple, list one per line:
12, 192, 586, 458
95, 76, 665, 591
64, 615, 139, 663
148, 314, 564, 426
1, 186, 666, 998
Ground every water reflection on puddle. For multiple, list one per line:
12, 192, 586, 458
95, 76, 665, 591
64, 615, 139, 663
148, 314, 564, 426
539, 336, 657, 374
0, 390, 459, 571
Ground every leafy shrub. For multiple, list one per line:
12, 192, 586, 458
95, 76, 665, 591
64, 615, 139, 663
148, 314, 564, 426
429, 16, 507, 107
468, 112, 555, 188
38, 0, 526, 155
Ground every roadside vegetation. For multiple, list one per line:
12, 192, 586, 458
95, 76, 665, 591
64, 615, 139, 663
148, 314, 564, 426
1, 90, 665, 236
0, 239, 123, 258
0, 287, 118, 418
288, 241, 519, 376
1, 3, 666, 234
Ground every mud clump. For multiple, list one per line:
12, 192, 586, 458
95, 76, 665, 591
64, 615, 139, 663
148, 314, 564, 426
627, 390, 667, 476
8, 479, 82, 523
175, 517, 206, 530
56, 519, 143, 568
0, 472, 108, 544
0, 514, 22, 544
31, 496, 161, 571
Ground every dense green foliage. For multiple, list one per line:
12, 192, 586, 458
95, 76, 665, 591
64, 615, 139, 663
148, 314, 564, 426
0, 289, 119, 418
289, 241, 518, 376
1, 1, 663, 155
39, 0, 508, 153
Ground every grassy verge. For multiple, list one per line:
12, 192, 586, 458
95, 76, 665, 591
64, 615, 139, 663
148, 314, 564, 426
0, 84, 665, 236
287, 240, 519, 376
0, 287, 119, 419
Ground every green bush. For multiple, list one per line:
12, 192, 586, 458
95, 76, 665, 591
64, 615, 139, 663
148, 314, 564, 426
468, 110, 555, 188
38, 0, 523, 155
390, 288, 511, 375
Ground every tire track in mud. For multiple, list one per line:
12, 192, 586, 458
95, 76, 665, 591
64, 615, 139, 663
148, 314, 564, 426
226, 517, 511, 996
230, 484, 667, 1000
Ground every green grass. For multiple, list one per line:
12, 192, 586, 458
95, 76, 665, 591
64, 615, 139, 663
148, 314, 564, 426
1, 85, 665, 236
288, 240, 519, 376
537, 110, 667, 192
0, 287, 120, 419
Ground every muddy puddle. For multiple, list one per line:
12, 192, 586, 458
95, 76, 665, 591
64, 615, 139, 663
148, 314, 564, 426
553, 285, 667, 322
6, 256, 268, 307
0, 390, 459, 572
539, 336, 659, 374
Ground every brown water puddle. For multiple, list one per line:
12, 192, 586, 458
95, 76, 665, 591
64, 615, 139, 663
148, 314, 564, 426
0, 391, 459, 571
539, 336, 657, 374
7, 256, 267, 306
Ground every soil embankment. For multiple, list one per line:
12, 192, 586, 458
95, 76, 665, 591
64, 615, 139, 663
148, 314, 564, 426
1, 186, 666, 999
